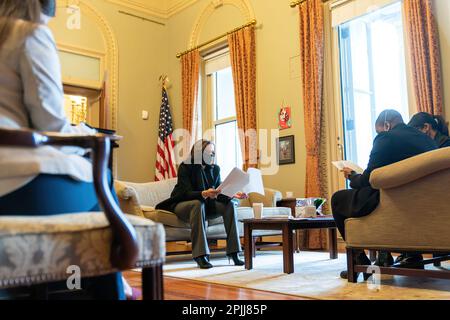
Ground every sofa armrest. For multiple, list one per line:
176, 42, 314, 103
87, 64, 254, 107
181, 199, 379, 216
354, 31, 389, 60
114, 180, 144, 217
247, 188, 282, 207
370, 148, 450, 189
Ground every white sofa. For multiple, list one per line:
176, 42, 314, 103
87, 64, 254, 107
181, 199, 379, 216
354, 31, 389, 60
114, 178, 288, 242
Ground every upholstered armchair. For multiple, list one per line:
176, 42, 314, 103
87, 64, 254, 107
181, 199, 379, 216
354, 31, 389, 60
115, 179, 288, 254
345, 148, 450, 282
0, 128, 165, 300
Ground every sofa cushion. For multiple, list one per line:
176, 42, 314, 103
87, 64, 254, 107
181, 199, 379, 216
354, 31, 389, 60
0, 213, 165, 289
123, 178, 177, 207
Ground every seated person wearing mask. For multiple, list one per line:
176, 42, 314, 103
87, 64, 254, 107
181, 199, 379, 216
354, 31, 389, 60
409, 112, 450, 148
331, 110, 437, 280
156, 140, 247, 269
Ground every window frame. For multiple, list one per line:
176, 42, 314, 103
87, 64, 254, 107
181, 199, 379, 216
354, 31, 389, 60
201, 48, 242, 173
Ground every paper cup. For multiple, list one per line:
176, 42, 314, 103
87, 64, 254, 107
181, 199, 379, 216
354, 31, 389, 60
252, 203, 264, 219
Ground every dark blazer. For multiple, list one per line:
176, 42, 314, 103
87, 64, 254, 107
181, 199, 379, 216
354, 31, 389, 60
435, 132, 450, 148
349, 123, 437, 189
156, 162, 228, 212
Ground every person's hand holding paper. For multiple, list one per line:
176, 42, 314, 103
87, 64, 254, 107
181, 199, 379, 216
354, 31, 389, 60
218, 167, 265, 198
332, 160, 364, 174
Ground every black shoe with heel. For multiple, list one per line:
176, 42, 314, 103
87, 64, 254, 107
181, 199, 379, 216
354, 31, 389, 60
194, 255, 213, 269
227, 252, 245, 266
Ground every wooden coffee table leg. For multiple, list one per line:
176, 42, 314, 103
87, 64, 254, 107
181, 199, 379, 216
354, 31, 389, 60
295, 230, 301, 253
282, 224, 294, 274
244, 223, 253, 270
328, 228, 338, 260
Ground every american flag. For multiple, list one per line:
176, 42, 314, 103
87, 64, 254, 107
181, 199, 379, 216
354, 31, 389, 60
155, 88, 177, 181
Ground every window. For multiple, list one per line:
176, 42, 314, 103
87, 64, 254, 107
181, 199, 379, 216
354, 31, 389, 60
203, 50, 242, 177
338, 1, 409, 169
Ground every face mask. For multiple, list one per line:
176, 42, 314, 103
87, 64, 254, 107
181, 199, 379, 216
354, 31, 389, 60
202, 151, 215, 165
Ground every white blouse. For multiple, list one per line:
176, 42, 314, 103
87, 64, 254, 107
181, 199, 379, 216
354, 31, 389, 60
0, 20, 95, 197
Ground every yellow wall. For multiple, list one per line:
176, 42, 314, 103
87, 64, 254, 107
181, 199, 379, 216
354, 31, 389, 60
49, 0, 169, 182
49, 0, 450, 193
167, 0, 307, 198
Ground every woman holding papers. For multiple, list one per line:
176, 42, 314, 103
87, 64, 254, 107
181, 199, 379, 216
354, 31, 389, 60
331, 110, 436, 280
156, 140, 247, 269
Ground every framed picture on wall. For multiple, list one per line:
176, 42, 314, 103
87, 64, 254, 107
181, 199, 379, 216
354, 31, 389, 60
277, 135, 295, 165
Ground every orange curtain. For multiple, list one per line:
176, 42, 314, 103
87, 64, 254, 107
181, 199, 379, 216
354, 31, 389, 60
181, 50, 200, 152
299, 0, 326, 249
228, 26, 258, 171
404, 0, 443, 115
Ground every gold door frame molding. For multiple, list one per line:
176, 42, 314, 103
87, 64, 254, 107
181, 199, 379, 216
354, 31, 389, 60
188, 0, 256, 49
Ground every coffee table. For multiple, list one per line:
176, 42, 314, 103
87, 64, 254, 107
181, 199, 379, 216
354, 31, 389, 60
241, 217, 338, 274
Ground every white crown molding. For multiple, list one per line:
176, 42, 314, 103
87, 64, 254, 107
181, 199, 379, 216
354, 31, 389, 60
105, 0, 203, 19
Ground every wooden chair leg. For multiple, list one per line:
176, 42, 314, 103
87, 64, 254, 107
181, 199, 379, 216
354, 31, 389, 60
346, 248, 358, 283
142, 264, 164, 300
252, 237, 257, 258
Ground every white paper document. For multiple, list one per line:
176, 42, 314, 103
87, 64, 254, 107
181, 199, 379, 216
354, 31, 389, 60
218, 167, 265, 198
242, 168, 265, 195
332, 160, 364, 174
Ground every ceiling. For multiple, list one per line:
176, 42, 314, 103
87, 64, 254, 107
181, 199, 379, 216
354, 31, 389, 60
106, 0, 200, 18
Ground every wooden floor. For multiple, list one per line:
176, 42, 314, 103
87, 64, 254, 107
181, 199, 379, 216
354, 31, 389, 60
123, 271, 307, 300
122, 240, 336, 300
125, 241, 441, 300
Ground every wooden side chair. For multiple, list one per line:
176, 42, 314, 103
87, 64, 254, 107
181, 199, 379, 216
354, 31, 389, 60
0, 128, 165, 299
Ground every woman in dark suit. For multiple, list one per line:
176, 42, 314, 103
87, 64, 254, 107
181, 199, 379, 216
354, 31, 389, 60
156, 140, 247, 269
331, 110, 437, 279
408, 112, 450, 148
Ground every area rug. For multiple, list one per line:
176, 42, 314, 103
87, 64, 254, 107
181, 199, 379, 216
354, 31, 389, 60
163, 251, 450, 300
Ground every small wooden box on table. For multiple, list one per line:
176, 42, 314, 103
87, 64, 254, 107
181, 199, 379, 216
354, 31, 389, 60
242, 217, 338, 274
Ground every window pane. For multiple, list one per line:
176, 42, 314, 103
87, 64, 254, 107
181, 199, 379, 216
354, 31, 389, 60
339, 1, 409, 169
215, 121, 242, 178
215, 67, 236, 121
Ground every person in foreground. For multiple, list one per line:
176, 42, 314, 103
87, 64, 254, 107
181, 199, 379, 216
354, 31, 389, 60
409, 112, 450, 148
156, 140, 247, 269
331, 110, 437, 280
0, 0, 135, 299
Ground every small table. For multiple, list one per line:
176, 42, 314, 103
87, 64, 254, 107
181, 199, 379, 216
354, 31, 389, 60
242, 217, 338, 274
